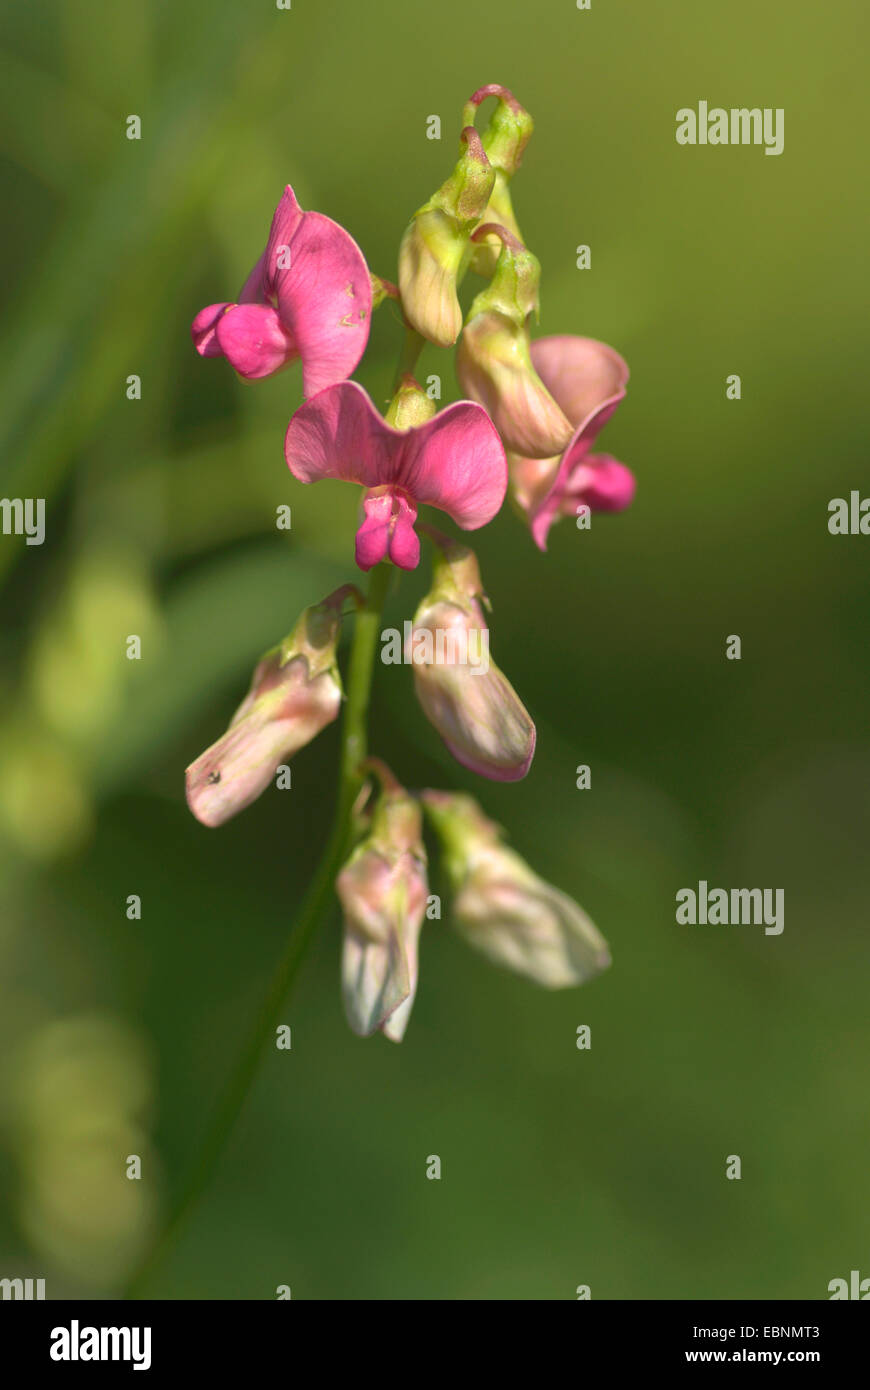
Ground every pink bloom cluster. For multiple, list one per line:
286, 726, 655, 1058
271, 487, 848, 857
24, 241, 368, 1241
188, 85, 632, 1038
192, 185, 633, 568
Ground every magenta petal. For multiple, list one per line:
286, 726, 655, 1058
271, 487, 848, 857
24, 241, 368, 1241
286, 381, 395, 487
355, 493, 391, 571
530, 455, 635, 551
355, 490, 420, 571
192, 303, 233, 357
273, 191, 372, 398
389, 495, 420, 569
400, 402, 507, 529
567, 454, 636, 512
215, 303, 296, 379
530, 336, 629, 431
261, 187, 305, 297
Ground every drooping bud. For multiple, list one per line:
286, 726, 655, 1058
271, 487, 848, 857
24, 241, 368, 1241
408, 530, 535, 781
337, 770, 428, 1041
185, 587, 356, 828
461, 85, 534, 279
398, 128, 495, 348
462, 84, 534, 180
422, 791, 611, 988
456, 226, 573, 459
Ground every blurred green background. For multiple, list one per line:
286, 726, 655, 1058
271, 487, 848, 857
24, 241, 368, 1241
1, 0, 868, 1299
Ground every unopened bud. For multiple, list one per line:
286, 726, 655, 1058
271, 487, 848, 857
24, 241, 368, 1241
383, 374, 438, 431
398, 128, 495, 348
337, 779, 428, 1041
462, 84, 534, 278
456, 227, 573, 459
409, 532, 535, 782
185, 588, 355, 827
462, 84, 534, 179
422, 791, 611, 988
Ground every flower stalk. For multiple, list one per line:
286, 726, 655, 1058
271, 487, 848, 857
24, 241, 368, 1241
123, 563, 391, 1298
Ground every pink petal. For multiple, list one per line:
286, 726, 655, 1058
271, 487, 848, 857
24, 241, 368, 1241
564, 454, 636, 512
261, 187, 306, 298
192, 303, 233, 357
215, 303, 296, 380
388, 494, 420, 569
286, 381, 396, 488
530, 455, 635, 551
272, 189, 372, 397
355, 491, 421, 571
399, 401, 507, 528
530, 336, 629, 431
355, 493, 391, 570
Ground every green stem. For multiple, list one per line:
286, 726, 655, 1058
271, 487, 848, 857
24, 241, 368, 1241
391, 324, 425, 392
123, 563, 392, 1299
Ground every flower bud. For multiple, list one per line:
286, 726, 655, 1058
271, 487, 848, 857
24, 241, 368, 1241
398, 128, 495, 348
185, 588, 354, 828
461, 84, 534, 180
337, 779, 428, 1041
422, 791, 611, 988
409, 533, 535, 781
456, 228, 573, 459
383, 373, 438, 431
461, 85, 534, 279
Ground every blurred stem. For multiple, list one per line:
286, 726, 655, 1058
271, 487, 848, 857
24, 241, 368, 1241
392, 324, 425, 392
123, 563, 391, 1298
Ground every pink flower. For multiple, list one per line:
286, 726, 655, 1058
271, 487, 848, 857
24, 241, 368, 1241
284, 378, 508, 571
508, 336, 634, 550
191, 184, 371, 397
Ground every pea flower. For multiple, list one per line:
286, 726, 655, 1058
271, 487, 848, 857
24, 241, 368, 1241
191, 184, 372, 397
422, 791, 611, 987
185, 587, 354, 828
337, 774, 428, 1041
398, 127, 494, 348
506, 336, 633, 549
409, 533, 535, 781
284, 376, 507, 572
456, 225, 575, 459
